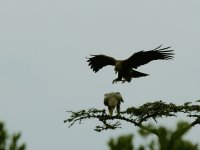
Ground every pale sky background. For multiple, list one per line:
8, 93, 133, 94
0, 0, 200, 150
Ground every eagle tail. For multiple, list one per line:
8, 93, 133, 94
131, 70, 149, 78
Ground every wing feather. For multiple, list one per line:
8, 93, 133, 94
87, 54, 116, 72
124, 45, 174, 68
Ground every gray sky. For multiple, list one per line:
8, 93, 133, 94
0, 0, 200, 149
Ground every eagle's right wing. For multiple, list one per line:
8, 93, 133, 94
124, 45, 174, 69
87, 54, 116, 73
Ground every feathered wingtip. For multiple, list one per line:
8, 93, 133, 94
85, 54, 92, 60
85, 54, 99, 73
153, 45, 174, 60
86, 54, 97, 61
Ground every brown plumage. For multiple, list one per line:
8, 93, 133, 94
87, 45, 174, 83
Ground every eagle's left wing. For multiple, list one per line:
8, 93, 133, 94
87, 54, 116, 73
123, 45, 174, 69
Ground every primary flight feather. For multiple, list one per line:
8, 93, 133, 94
87, 45, 174, 84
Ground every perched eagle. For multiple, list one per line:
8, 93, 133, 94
87, 45, 174, 83
104, 92, 124, 116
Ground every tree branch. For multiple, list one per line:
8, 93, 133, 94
64, 100, 200, 134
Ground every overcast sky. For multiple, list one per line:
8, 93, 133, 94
0, 0, 200, 150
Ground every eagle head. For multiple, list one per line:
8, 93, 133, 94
114, 61, 122, 74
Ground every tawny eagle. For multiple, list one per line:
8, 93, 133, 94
87, 45, 174, 83
104, 92, 123, 116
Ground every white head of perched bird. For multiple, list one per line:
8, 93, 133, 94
104, 92, 124, 116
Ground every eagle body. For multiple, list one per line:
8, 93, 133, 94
87, 45, 174, 83
104, 92, 124, 116
114, 61, 149, 83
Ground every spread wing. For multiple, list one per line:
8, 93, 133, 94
124, 45, 174, 68
87, 54, 116, 73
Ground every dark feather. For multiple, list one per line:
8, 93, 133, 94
86, 54, 116, 72
131, 70, 149, 78
124, 45, 174, 69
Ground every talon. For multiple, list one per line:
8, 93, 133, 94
112, 79, 119, 84
122, 80, 126, 83
112, 80, 116, 84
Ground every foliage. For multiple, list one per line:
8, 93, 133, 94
0, 122, 26, 150
108, 134, 133, 150
64, 100, 200, 133
108, 122, 199, 150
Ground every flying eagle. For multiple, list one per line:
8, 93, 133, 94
87, 45, 174, 83
104, 92, 124, 116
